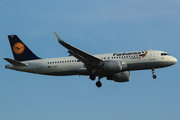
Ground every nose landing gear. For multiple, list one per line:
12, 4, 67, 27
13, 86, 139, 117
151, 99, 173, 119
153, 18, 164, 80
152, 69, 157, 79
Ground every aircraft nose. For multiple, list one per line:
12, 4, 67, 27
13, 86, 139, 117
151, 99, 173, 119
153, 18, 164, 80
171, 57, 177, 65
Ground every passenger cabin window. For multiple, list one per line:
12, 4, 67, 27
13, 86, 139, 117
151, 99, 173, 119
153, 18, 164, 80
161, 53, 170, 56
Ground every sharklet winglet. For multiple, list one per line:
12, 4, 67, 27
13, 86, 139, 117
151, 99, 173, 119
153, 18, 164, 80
53, 31, 64, 44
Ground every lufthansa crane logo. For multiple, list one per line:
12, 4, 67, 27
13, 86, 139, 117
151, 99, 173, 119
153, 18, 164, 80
141, 51, 148, 58
13, 42, 25, 54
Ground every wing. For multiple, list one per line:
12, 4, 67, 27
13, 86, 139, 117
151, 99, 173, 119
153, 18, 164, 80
53, 32, 104, 68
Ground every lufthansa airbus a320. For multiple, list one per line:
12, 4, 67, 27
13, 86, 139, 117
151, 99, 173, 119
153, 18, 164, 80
4, 32, 177, 87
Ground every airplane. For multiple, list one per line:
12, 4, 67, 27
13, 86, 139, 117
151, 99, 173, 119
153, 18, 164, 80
4, 32, 177, 87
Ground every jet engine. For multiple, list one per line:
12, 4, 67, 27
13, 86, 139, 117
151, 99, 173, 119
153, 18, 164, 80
101, 60, 127, 73
103, 61, 122, 72
107, 71, 130, 82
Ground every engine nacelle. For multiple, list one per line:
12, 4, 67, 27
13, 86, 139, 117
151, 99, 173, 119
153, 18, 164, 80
103, 61, 122, 72
107, 72, 130, 82
102, 61, 127, 73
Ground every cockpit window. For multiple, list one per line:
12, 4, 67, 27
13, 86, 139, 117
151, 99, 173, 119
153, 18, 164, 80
161, 53, 170, 56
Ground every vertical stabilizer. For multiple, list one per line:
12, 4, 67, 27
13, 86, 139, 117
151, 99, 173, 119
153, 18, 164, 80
8, 35, 41, 61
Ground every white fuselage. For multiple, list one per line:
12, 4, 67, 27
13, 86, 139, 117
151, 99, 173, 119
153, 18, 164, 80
5, 50, 177, 76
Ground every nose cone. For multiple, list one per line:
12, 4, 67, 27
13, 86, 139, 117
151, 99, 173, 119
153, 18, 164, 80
171, 57, 177, 65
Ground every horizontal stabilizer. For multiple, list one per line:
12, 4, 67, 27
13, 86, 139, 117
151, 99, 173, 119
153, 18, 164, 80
4, 58, 28, 66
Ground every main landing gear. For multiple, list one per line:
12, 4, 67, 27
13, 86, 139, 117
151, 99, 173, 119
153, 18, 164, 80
89, 74, 103, 88
152, 69, 157, 79
96, 81, 102, 88
96, 76, 103, 88
90, 74, 96, 80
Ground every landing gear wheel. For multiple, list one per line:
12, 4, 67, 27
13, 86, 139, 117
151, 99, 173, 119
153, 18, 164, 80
153, 75, 157, 79
152, 69, 157, 79
90, 74, 96, 81
96, 81, 102, 88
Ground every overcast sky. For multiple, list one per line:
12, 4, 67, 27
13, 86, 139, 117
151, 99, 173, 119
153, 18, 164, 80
1, 0, 180, 120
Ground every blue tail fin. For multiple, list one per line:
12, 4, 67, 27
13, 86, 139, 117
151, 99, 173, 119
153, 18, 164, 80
8, 35, 41, 61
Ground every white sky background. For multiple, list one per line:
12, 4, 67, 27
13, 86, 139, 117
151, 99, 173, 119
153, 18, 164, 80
1, 0, 180, 120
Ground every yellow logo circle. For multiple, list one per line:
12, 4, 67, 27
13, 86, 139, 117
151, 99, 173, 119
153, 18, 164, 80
13, 42, 25, 54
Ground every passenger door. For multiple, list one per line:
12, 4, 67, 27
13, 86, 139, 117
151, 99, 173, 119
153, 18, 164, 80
37, 60, 42, 70
149, 50, 155, 60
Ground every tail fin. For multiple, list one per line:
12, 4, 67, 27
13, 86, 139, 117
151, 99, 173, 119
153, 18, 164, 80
8, 35, 41, 61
